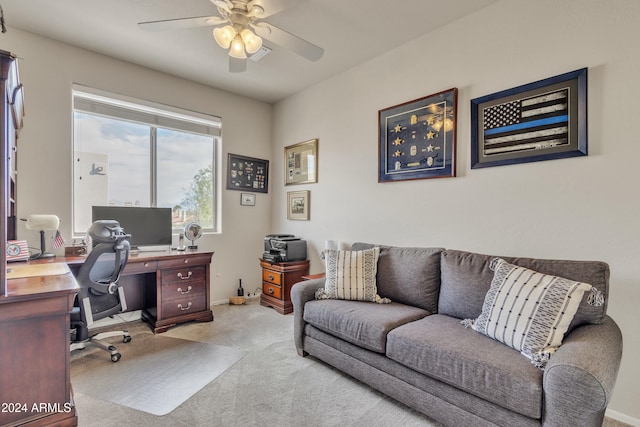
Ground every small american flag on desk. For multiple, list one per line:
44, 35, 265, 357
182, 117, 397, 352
52, 230, 65, 249
482, 88, 569, 156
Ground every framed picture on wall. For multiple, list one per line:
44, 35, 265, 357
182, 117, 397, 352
287, 190, 310, 221
378, 88, 458, 182
285, 139, 318, 185
240, 193, 256, 206
470, 68, 588, 169
226, 153, 269, 193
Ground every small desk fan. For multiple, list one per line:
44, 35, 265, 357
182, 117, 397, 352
184, 222, 202, 249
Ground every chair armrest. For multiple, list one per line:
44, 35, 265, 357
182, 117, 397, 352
542, 316, 623, 427
291, 278, 325, 356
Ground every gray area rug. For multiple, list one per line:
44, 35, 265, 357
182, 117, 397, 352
71, 334, 246, 416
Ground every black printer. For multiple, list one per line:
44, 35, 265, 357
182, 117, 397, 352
263, 234, 307, 263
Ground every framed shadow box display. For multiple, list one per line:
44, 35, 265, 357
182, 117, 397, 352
379, 88, 457, 182
471, 68, 587, 169
226, 153, 269, 193
285, 139, 318, 185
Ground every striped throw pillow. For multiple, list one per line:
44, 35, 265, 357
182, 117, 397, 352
316, 248, 390, 303
463, 257, 604, 369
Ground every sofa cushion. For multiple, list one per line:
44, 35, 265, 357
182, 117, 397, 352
317, 247, 391, 303
303, 299, 430, 353
386, 314, 543, 419
351, 243, 445, 312
438, 250, 609, 331
464, 258, 604, 369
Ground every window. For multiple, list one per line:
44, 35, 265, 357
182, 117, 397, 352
72, 86, 221, 236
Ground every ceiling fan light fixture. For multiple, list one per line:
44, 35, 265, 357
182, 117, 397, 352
228, 34, 247, 59
213, 25, 235, 49
240, 29, 262, 54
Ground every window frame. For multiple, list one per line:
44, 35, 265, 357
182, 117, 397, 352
71, 85, 222, 238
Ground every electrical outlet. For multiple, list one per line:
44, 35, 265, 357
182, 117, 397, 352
245, 290, 262, 300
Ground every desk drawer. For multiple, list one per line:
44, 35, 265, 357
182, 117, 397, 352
262, 281, 282, 299
123, 260, 157, 275
161, 296, 207, 318
262, 269, 282, 286
161, 266, 206, 285
162, 277, 206, 301
158, 254, 212, 269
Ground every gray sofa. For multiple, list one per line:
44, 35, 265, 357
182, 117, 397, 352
291, 244, 623, 427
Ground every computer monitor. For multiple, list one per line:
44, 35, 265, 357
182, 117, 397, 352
91, 206, 172, 251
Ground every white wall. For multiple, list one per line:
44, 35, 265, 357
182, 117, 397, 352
1, 27, 272, 303
272, 0, 640, 422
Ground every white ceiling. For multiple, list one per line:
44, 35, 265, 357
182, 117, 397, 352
1, 0, 499, 103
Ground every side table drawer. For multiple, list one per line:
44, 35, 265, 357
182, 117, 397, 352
262, 269, 282, 286
262, 281, 282, 299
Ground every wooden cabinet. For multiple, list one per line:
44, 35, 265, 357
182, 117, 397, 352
141, 251, 214, 333
259, 259, 309, 315
2, 49, 24, 296
0, 51, 79, 426
4, 49, 23, 244
1, 267, 79, 427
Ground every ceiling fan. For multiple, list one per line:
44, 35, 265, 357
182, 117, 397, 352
138, 0, 324, 73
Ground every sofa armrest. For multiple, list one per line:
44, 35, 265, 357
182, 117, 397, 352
542, 316, 622, 427
291, 278, 325, 356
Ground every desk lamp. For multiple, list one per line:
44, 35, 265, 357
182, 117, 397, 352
24, 214, 61, 259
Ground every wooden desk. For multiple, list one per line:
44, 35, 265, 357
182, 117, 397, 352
1, 263, 79, 427
38, 249, 215, 334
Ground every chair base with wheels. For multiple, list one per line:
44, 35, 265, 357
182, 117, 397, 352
70, 307, 132, 362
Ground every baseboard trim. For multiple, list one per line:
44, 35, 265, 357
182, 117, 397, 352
606, 409, 640, 426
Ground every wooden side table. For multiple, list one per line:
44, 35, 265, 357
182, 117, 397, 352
259, 259, 309, 315
302, 273, 326, 281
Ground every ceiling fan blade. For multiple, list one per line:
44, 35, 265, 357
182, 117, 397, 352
138, 15, 225, 31
212, 0, 233, 13
255, 22, 324, 61
229, 56, 247, 73
254, 0, 309, 18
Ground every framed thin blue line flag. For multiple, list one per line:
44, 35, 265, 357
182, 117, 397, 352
471, 68, 587, 169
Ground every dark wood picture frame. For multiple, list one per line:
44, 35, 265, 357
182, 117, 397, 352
226, 153, 269, 193
471, 68, 588, 169
378, 88, 457, 182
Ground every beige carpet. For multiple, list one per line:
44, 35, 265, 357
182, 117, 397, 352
71, 333, 246, 416
71, 302, 440, 426
70, 302, 629, 427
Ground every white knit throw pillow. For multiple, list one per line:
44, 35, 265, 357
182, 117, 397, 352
315, 248, 390, 303
462, 257, 604, 369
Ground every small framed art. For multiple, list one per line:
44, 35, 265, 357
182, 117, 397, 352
287, 190, 310, 221
471, 68, 587, 169
227, 153, 269, 193
285, 139, 318, 185
240, 193, 256, 206
379, 88, 457, 182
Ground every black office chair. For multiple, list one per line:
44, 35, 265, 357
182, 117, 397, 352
70, 220, 132, 362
